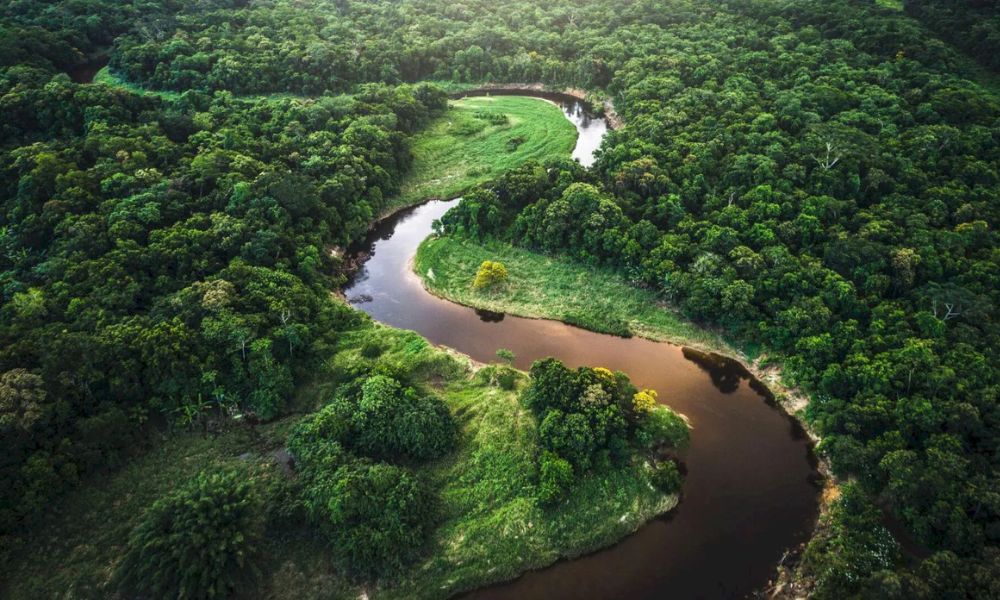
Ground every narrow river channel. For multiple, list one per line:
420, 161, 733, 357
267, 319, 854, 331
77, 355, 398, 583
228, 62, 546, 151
344, 96, 821, 599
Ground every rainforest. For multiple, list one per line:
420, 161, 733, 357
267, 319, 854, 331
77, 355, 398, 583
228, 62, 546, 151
1, 0, 999, 598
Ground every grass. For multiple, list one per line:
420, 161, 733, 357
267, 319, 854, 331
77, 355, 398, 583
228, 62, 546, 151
93, 66, 317, 102
874, 0, 903, 11
415, 235, 736, 355
390, 96, 577, 211
1, 316, 677, 600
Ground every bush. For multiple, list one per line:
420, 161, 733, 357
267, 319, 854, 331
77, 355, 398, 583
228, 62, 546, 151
474, 110, 509, 125
506, 134, 526, 151
116, 469, 262, 599
452, 118, 486, 136
353, 375, 456, 462
304, 462, 435, 579
635, 405, 690, 450
360, 340, 384, 358
287, 398, 353, 470
537, 451, 574, 505
495, 366, 518, 390
650, 459, 683, 494
472, 260, 508, 290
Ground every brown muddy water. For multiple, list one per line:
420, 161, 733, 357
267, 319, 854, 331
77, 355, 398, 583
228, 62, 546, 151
344, 98, 821, 599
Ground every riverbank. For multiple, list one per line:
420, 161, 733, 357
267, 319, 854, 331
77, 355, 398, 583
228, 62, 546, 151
413, 232, 838, 592
0, 317, 682, 600
414, 235, 732, 354
413, 234, 825, 430
391, 95, 577, 211
447, 82, 623, 130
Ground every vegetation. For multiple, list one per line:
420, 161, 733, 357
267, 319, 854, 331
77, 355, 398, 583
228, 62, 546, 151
471, 259, 509, 291
3, 0, 1000, 595
415, 233, 728, 349
0, 318, 687, 599
523, 359, 688, 505
395, 95, 577, 207
115, 469, 263, 599
286, 373, 454, 579
907, 0, 1000, 73
428, 3, 1000, 588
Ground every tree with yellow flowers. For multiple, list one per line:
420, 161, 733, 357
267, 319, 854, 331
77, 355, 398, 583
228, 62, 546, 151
632, 389, 658, 414
472, 260, 508, 290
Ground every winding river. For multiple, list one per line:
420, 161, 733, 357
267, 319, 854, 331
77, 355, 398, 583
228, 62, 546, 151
345, 96, 821, 599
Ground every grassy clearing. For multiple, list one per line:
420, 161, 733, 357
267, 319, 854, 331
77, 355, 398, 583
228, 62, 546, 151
1, 317, 675, 600
93, 67, 315, 102
874, 0, 903, 11
391, 95, 577, 210
415, 235, 736, 355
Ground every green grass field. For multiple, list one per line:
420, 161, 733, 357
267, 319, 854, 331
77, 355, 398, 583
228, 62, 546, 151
93, 66, 315, 102
0, 317, 676, 600
415, 235, 737, 355
391, 95, 577, 210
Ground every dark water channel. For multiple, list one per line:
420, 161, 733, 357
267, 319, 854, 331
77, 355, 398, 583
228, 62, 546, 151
67, 55, 109, 83
344, 97, 820, 599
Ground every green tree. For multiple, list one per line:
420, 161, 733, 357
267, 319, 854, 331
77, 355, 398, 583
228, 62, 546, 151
472, 260, 508, 290
116, 469, 262, 599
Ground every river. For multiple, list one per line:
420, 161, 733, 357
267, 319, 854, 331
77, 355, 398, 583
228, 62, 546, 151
344, 96, 821, 599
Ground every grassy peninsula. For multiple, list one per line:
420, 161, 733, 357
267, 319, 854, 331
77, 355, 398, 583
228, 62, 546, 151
1, 317, 683, 600
415, 235, 733, 354
393, 95, 577, 208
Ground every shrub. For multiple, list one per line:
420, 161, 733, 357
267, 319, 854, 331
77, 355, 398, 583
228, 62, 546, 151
452, 118, 486, 136
287, 398, 353, 468
496, 348, 515, 365
651, 459, 683, 494
353, 375, 456, 462
472, 260, 508, 290
635, 405, 690, 450
304, 462, 435, 579
474, 110, 509, 125
495, 366, 518, 390
537, 451, 574, 505
505, 134, 526, 151
116, 469, 262, 600
360, 340, 384, 358
538, 409, 597, 472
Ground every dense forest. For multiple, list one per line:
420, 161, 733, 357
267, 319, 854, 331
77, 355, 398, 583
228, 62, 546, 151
906, 0, 1000, 72
1, 0, 999, 597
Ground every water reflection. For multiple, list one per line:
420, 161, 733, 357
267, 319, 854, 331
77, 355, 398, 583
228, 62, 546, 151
681, 347, 746, 394
475, 308, 505, 322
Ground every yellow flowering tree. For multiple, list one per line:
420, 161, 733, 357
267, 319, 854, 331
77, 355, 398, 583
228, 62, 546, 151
632, 389, 658, 414
472, 260, 508, 290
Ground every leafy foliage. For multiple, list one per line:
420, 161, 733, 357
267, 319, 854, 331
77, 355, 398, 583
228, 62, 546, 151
4, 0, 1000, 592
907, 0, 1000, 72
430, 0, 1000, 589
352, 375, 457, 462
301, 461, 435, 580
116, 469, 262, 600
472, 260, 509, 290
286, 373, 454, 579
650, 460, 683, 494
0, 35, 445, 529
524, 358, 687, 504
